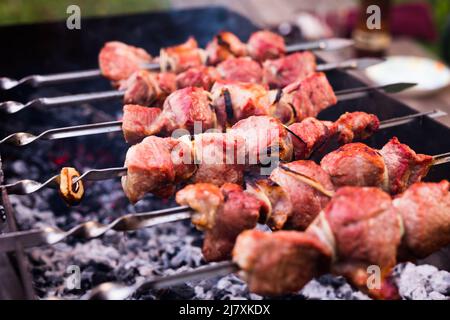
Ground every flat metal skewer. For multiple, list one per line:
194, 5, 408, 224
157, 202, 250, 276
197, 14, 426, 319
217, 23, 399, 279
85, 261, 239, 300
0, 79, 415, 115
0, 206, 192, 253
0, 38, 353, 91
1, 109, 444, 147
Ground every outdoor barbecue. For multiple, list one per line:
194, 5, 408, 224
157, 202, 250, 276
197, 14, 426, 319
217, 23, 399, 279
0, 2, 449, 304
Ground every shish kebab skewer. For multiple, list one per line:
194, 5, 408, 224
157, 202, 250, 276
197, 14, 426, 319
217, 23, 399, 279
0, 30, 354, 90
2, 105, 446, 200
82, 180, 450, 300
0, 57, 396, 115
1, 137, 449, 258
0, 109, 445, 147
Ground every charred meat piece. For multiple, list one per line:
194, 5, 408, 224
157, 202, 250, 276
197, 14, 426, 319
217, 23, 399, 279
99, 41, 152, 83
263, 52, 317, 88
334, 111, 380, 144
393, 181, 450, 259
216, 57, 263, 84
270, 161, 334, 230
312, 186, 402, 297
152, 87, 218, 135
211, 81, 271, 125
159, 37, 205, 73
247, 30, 286, 62
192, 133, 246, 186
233, 230, 332, 296
288, 117, 334, 160
205, 31, 248, 65
122, 136, 195, 203
281, 73, 337, 121
121, 104, 162, 144
379, 137, 433, 194
176, 66, 220, 90
321, 143, 388, 190
178, 183, 263, 262
119, 70, 176, 106
230, 116, 293, 165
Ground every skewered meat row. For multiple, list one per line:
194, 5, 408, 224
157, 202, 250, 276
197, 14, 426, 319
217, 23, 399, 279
99, 30, 287, 82
117, 52, 317, 107
122, 112, 380, 202
121, 72, 337, 143
174, 136, 432, 263
232, 181, 450, 298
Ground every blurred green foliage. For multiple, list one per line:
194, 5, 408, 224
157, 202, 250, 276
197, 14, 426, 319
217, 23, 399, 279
0, 0, 170, 25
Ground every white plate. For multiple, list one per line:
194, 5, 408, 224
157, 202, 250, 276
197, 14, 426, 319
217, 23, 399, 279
365, 56, 450, 97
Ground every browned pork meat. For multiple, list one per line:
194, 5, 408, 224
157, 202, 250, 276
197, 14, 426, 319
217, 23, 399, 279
263, 52, 317, 88
192, 133, 246, 186
211, 81, 271, 126
99, 41, 152, 83
280, 72, 337, 121
150, 87, 218, 135
121, 105, 161, 144
216, 57, 263, 84
122, 136, 195, 203
309, 186, 402, 297
321, 143, 388, 190
270, 161, 334, 230
205, 32, 248, 65
393, 181, 450, 259
159, 37, 205, 73
247, 30, 286, 61
335, 111, 380, 144
229, 116, 293, 165
177, 183, 263, 261
175, 66, 220, 90
119, 70, 176, 106
233, 230, 332, 296
379, 137, 433, 194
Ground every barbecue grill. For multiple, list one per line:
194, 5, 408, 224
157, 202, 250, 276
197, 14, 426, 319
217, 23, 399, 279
0, 7, 449, 300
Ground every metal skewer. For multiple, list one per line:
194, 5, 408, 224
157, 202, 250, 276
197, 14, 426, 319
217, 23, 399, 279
0, 38, 353, 91
0, 206, 192, 254
0, 79, 414, 116
85, 261, 238, 300
1, 109, 444, 147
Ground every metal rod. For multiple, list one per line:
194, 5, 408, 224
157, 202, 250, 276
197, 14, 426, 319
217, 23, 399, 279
85, 261, 238, 300
0, 206, 192, 253
378, 110, 447, 130
432, 152, 450, 166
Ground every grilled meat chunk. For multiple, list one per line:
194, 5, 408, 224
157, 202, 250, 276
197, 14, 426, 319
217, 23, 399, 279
160, 37, 205, 73
217, 57, 263, 84
270, 161, 334, 230
379, 137, 433, 194
311, 186, 402, 297
192, 133, 246, 186
233, 230, 332, 296
119, 70, 176, 106
151, 87, 218, 135
205, 32, 248, 65
281, 72, 337, 121
177, 183, 263, 262
321, 143, 388, 190
247, 30, 285, 61
176, 66, 220, 90
122, 136, 195, 203
393, 181, 450, 259
211, 81, 271, 126
230, 116, 293, 165
263, 52, 317, 88
121, 105, 162, 144
335, 111, 380, 144
99, 41, 152, 83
